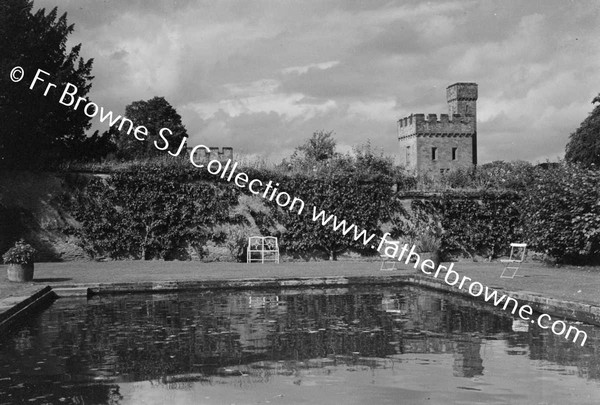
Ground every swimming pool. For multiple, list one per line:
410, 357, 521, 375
1, 285, 599, 404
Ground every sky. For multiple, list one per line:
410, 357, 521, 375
36, 0, 600, 164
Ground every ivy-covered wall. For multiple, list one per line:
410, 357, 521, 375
1, 162, 598, 264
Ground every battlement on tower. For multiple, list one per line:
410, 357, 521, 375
187, 146, 234, 162
397, 113, 475, 139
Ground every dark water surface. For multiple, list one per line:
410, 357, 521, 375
1, 286, 600, 405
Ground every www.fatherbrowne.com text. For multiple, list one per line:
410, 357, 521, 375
12, 66, 588, 347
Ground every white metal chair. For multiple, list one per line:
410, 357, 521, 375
500, 243, 527, 278
247, 236, 280, 263
380, 241, 400, 271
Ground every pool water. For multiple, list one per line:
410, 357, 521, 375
1, 286, 600, 404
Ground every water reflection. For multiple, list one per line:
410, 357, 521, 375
1, 286, 599, 404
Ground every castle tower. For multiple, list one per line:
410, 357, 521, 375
447, 83, 478, 165
397, 83, 478, 175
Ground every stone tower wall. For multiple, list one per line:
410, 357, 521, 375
447, 83, 478, 118
413, 135, 474, 174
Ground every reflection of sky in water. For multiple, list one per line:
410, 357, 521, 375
1, 286, 600, 404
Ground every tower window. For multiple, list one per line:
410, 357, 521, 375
406, 146, 410, 164
452, 147, 458, 160
431, 147, 437, 161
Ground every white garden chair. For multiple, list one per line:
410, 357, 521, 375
247, 236, 280, 263
380, 241, 400, 271
500, 243, 527, 278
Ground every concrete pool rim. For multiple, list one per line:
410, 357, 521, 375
1, 274, 599, 334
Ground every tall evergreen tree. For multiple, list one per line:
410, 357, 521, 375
0, 0, 94, 168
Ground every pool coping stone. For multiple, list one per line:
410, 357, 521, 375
0, 286, 57, 333
2, 274, 600, 335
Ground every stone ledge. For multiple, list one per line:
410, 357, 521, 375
3, 274, 600, 335
52, 287, 90, 297
52, 276, 600, 328
0, 286, 57, 332
79, 275, 411, 294
410, 274, 600, 327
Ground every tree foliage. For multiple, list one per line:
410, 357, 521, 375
411, 195, 522, 260
71, 165, 237, 260
436, 161, 535, 191
288, 130, 337, 167
0, 0, 94, 168
274, 151, 398, 260
115, 96, 188, 159
565, 94, 600, 167
521, 163, 600, 263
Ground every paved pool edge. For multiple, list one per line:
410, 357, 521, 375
2, 274, 600, 335
0, 286, 57, 333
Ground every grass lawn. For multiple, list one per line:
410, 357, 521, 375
0, 259, 599, 307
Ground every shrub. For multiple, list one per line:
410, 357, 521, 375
2, 239, 36, 264
224, 226, 252, 262
276, 161, 398, 260
71, 164, 238, 260
411, 194, 522, 260
475, 161, 535, 191
521, 163, 600, 263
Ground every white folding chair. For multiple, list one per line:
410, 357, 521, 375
380, 241, 400, 271
500, 243, 527, 278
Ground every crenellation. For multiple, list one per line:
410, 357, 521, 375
187, 146, 234, 163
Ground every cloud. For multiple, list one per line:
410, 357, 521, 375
282, 61, 340, 75
34, 0, 600, 164
184, 78, 337, 121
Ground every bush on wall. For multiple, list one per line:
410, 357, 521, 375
521, 163, 600, 263
271, 154, 399, 260
411, 193, 522, 260
71, 164, 237, 260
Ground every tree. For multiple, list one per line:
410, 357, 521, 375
565, 94, 600, 167
0, 0, 94, 168
115, 96, 188, 159
295, 130, 337, 161
66, 128, 118, 162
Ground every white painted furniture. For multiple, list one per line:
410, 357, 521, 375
500, 243, 527, 278
247, 236, 280, 263
380, 241, 400, 271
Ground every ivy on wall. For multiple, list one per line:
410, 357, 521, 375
66, 160, 600, 264
273, 172, 397, 260
71, 165, 237, 260
521, 164, 600, 263
411, 193, 522, 260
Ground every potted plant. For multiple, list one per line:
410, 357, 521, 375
2, 239, 36, 282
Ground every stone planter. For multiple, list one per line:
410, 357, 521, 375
7, 263, 34, 282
